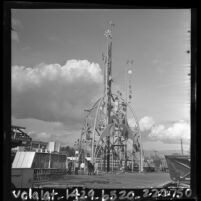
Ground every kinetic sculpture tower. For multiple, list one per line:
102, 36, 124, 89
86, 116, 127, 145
78, 22, 143, 173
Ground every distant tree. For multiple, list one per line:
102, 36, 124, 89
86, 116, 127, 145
60, 146, 75, 156
172, 153, 180, 155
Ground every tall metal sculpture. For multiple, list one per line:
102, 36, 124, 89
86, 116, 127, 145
78, 22, 143, 172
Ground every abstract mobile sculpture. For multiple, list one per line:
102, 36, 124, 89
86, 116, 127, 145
75, 22, 143, 173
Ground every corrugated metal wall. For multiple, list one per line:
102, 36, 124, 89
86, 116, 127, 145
32, 153, 50, 168
32, 153, 66, 169
12, 152, 67, 169
12, 152, 35, 168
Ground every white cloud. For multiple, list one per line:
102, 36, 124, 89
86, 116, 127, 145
149, 120, 190, 143
12, 60, 103, 127
127, 118, 138, 128
139, 116, 155, 131
28, 129, 79, 145
139, 116, 190, 144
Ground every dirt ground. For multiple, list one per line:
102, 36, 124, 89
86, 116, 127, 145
36, 172, 171, 188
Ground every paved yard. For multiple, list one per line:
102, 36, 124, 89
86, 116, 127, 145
36, 172, 171, 188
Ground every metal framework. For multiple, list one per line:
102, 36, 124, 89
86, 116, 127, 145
77, 22, 143, 172
79, 93, 142, 172
11, 125, 32, 148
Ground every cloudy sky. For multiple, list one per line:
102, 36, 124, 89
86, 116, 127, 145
11, 9, 191, 152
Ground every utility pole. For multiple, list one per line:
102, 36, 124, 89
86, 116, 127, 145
139, 131, 143, 173
181, 138, 184, 155
104, 21, 114, 172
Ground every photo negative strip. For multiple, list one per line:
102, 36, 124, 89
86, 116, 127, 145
4, 4, 197, 201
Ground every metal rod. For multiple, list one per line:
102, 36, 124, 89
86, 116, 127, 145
132, 140, 134, 172
126, 102, 143, 172
91, 99, 102, 164
139, 130, 143, 173
112, 146, 114, 172
105, 22, 114, 173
